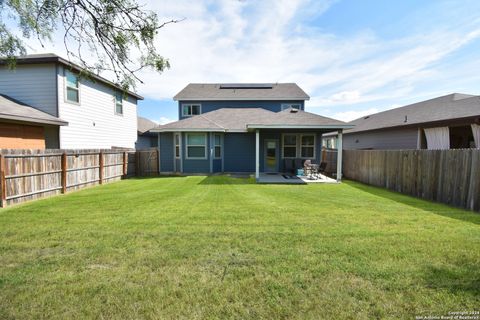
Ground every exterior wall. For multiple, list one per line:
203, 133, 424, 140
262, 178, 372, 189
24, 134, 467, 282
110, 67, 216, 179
343, 127, 419, 150
159, 132, 174, 172
0, 122, 46, 149
224, 133, 256, 173
0, 64, 58, 116
57, 65, 138, 149
158, 130, 323, 174
178, 100, 305, 120
136, 135, 157, 149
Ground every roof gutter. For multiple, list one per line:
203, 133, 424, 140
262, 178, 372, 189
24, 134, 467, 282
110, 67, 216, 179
246, 124, 355, 130
0, 113, 68, 126
150, 128, 227, 133
173, 97, 310, 101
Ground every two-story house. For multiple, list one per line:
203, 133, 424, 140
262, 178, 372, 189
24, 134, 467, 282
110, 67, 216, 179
152, 83, 352, 181
0, 54, 142, 149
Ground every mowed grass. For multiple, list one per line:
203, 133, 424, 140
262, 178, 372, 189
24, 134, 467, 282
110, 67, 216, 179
0, 176, 479, 319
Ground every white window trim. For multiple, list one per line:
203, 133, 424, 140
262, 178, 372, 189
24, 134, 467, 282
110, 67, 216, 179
64, 68, 80, 105
186, 132, 207, 160
114, 91, 124, 116
181, 103, 202, 117
281, 133, 297, 159
213, 133, 222, 159
281, 103, 301, 111
174, 133, 181, 159
300, 133, 316, 159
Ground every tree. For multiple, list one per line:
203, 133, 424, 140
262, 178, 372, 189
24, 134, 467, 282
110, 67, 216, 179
0, 0, 181, 90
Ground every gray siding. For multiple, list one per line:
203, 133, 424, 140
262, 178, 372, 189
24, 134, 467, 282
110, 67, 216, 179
136, 135, 157, 149
343, 127, 419, 150
0, 64, 58, 116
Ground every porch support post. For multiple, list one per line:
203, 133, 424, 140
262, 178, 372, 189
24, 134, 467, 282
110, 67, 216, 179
255, 129, 260, 181
336, 129, 343, 182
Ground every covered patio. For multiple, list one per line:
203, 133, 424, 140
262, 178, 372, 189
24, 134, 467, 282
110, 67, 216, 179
257, 172, 337, 184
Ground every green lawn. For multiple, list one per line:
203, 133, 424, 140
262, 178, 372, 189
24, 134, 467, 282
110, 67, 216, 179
0, 176, 479, 319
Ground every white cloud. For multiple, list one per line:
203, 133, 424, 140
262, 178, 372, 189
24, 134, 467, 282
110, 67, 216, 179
158, 116, 175, 125
11, 0, 480, 119
332, 108, 379, 122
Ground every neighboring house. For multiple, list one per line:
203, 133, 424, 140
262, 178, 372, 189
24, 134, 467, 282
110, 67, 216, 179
323, 93, 480, 150
151, 83, 352, 180
0, 94, 67, 149
0, 54, 143, 149
136, 116, 158, 149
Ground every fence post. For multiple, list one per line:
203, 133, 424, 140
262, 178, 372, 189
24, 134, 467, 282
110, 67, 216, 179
0, 155, 6, 207
157, 149, 161, 175
99, 151, 104, 184
123, 152, 127, 178
135, 151, 140, 176
61, 153, 67, 194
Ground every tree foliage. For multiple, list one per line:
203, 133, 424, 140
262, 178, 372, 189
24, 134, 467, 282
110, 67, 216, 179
0, 0, 180, 90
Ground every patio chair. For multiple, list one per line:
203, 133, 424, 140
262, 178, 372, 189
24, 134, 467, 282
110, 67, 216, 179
303, 160, 313, 178
318, 162, 327, 177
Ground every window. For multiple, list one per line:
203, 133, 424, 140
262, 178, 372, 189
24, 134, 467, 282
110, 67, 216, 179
182, 104, 201, 116
174, 133, 180, 158
115, 91, 123, 115
282, 134, 297, 158
65, 69, 79, 103
186, 133, 206, 159
214, 134, 222, 158
301, 134, 315, 158
281, 103, 301, 111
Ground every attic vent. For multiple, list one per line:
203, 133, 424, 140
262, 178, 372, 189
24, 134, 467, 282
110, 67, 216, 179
364, 116, 370, 119
219, 84, 273, 89
404, 115, 408, 123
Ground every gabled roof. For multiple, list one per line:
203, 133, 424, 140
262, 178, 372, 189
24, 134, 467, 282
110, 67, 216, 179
173, 83, 310, 101
343, 93, 480, 135
0, 94, 68, 126
151, 108, 351, 133
137, 116, 158, 135
0, 53, 143, 100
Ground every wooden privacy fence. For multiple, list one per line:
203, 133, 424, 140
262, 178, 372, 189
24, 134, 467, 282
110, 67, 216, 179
135, 148, 160, 176
0, 149, 136, 207
343, 149, 480, 212
321, 148, 338, 175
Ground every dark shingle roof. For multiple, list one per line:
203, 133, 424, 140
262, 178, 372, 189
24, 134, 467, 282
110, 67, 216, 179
0, 53, 143, 100
152, 108, 351, 132
344, 93, 480, 134
0, 94, 68, 126
173, 83, 310, 101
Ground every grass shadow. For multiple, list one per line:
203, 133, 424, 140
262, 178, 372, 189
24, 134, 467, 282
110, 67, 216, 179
421, 262, 480, 296
345, 180, 480, 225
198, 174, 255, 185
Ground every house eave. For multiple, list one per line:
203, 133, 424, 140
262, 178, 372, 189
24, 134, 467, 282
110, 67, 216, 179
150, 128, 227, 133
246, 124, 354, 130
174, 97, 310, 101
0, 113, 68, 126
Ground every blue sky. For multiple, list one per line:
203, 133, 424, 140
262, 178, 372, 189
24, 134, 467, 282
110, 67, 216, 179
13, 0, 480, 123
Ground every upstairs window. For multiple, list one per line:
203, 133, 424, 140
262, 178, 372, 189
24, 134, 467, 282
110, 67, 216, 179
182, 104, 201, 117
214, 134, 222, 158
65, 69, 79, 103
115, 91, 123, 115
281, 103, 301, 111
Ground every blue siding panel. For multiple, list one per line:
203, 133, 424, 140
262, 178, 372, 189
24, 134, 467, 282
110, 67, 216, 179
179, 100, 304, 120
224, 133, 255, 172
159, 133, 174, 172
